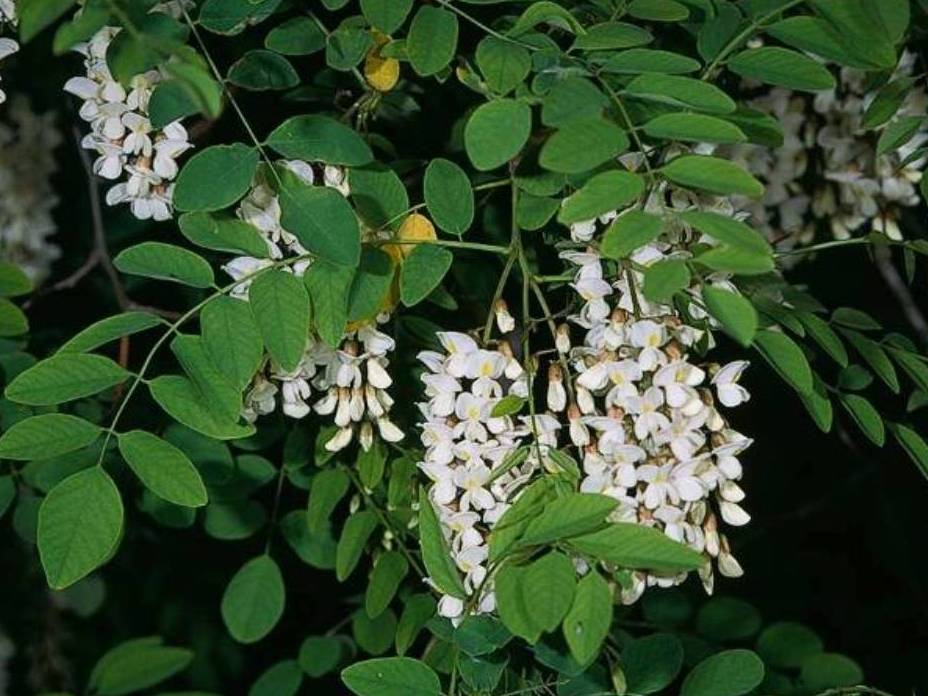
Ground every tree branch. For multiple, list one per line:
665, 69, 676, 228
26, 126, 181, 320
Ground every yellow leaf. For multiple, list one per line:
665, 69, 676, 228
389, 213, 437, 260
365, 31, 400, 93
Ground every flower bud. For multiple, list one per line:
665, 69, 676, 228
495, 299, 516, 333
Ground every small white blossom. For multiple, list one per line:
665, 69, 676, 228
417, 335, 537, 623
559, 208, 753, 600
65, 13, 193, 222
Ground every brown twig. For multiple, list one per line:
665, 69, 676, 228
73, 124, 132, 310
873, 243, 928, 349
26, 126, 181, 320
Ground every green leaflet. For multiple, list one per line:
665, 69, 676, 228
58, 312, 163, 354
114, 242, 215, 288
149, 375, 255, 441
424, 159, 474, 235
753, 330, 814, 396
118, 430, 209, 508
248, 270, 310, 373
681, 649, 765, 696
38, 467, 124, 590
88, 638, 193, 696
221, 555, 286, 644
173, 144, 260, 213
6, 353, 130, 406
336, 510, 379, 581
727, 47, 836, 92
227, 50, 299, 91
465, 99, 532, 171
702, 287, 758, 347
201, 297, 264, 390
250, 660, 303, 696
563, 572, 612, 665
400, 245, 453, 307
417, 488, 467, 599
407, 6, 458, 76
557, 171, 645, 224
539, 118, 629, 174
266, 115, 373, 167
0, 414, 101, 461
495, 551, 576, 643
567, 523, 704, 573
365, 550, 409, 618
341, 657, 441, 696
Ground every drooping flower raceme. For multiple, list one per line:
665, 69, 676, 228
417, 332, 553, 622
557, 197, 753, 604
229, 161, 404, 453
0, 0, 17, 106
725, 52, 927, 247
64, 5, 193, 222
0, 95, 63, 281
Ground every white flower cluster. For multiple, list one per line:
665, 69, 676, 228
229, 161, 403, 453
726, 51, 927, 247
724, 88, 814, 248
416, 331, 555, 621
0, 0, 18, 106
561, 203, 753, 603
64, 3, 193, 222
0, 95, 63, 281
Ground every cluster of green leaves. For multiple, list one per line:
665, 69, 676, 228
333, 588, 867, 696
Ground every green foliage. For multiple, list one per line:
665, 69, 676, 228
342, 657, 441, 696
249, 270, 310, 372
114, 242, 215, 288
221, 555, 286, 644
38, 467, 124, 589
6, 353, 129, 406
424, 159, 474, 235
3, 0, 925, 693
118, 430, 208, 507
465, 99, 532, 171
173, 144, 260, 213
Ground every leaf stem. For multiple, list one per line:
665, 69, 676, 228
512, 179, 547, 469
434, 0, 540, 52
345, 468, 426, 578
598, 78, 655, 180
181, 8, 282, 185
370, 238, 510, 255
775, 237, 879, 257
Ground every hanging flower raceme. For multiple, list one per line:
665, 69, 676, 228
230, 160, 403, 453
63, 3, 193, 222
0, 95, 63, 281
416, 331, 555, 622
725, 51, 928, 247
0, 1, 17, 106
555, 200, 753, 603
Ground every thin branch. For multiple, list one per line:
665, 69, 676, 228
28, 127, 180, 320
874, 244, 928, 348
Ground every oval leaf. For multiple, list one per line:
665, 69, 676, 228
221, 555, 286, 644
39, 467, 124, 590
118, 430, 208, 507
